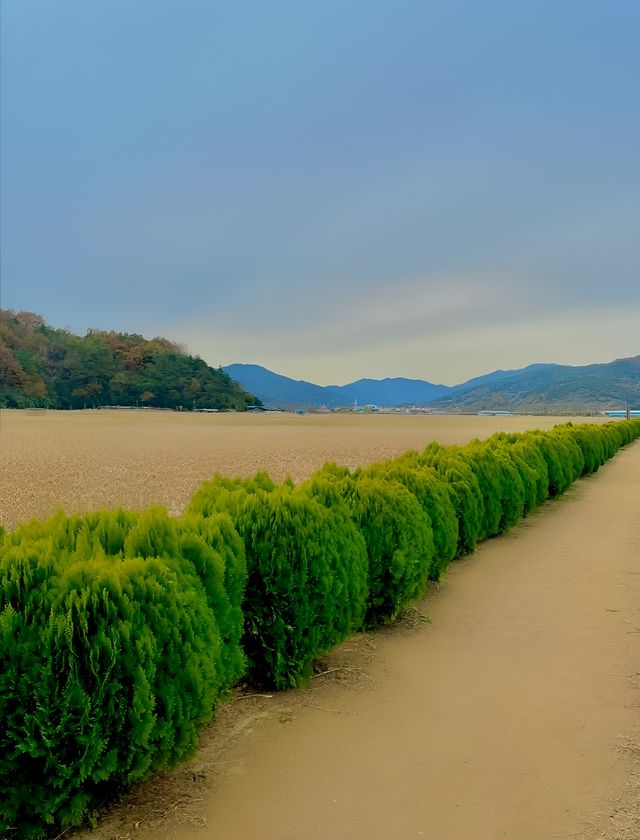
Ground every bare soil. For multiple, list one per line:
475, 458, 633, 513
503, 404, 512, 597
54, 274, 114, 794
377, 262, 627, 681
0, 409, 608, 530
1, 410, 636, 839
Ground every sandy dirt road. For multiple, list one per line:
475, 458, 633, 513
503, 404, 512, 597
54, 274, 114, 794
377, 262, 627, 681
83, 438, 640, 840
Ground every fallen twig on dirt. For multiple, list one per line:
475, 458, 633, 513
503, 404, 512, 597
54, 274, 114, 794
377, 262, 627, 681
237, 693, 274, 699
314, 666, 373, 681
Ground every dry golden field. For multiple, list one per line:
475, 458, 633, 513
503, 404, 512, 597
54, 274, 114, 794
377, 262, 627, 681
0, 408, 610, 531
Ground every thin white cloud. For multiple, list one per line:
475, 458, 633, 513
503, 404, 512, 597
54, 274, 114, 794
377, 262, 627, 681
159, 281, 639, 386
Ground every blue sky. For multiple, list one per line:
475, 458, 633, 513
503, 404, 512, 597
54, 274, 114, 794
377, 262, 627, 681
1, 0, 638, 385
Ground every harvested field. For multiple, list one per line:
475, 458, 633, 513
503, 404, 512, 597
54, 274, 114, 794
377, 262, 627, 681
0, 408, 609, 529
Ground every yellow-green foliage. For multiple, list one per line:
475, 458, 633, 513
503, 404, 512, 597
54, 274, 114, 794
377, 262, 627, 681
304, 466, 435, 625
0, 507, 245, 837
188, 471, 276, 519
176, 513, 246, 689
189, 476, 368, 689
407, 442, 484, 556
360, 458, 458, 580
2, 419, 640, 837
488, 433, 549, 514
528, 428, 584, 496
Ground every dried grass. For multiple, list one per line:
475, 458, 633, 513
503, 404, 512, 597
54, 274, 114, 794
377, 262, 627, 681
0, 409, 607, 530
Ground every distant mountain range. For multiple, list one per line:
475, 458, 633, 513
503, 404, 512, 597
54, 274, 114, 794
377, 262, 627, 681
7, 308, 635, 413
431, 356, 640, 412
225, 356, 640, 412
223, 364, 450, 408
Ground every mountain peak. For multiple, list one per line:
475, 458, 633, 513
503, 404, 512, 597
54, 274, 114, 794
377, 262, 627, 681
225, 357, 640, 411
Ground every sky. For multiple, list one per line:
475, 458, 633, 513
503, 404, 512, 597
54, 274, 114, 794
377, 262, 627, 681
1, 0, 638, 386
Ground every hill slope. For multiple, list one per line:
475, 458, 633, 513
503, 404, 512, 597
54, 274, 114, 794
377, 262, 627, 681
429, 356, 640, 412
225, 356, 640, 412
224, 364, 451, 407
0, 310, 261, 411
223, 364, 346, 407
338, 377, 451, 406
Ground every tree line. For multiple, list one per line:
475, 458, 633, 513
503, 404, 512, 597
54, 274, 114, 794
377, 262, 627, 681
0, 309, 261, 410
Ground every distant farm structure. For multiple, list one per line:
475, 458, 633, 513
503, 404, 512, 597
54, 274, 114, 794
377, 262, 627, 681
603, 408, 640, 418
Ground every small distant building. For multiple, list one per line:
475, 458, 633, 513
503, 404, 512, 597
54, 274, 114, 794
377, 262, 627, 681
603, 409, 640, 418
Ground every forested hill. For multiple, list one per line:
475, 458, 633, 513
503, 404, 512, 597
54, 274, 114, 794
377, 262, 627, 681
427, 356, 640, 412
0, 310, 261, 410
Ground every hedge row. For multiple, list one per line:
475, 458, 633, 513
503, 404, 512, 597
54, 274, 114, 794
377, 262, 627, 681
188, 472, 369, 688
0, 507, 246, 838
2, 420, 639, 836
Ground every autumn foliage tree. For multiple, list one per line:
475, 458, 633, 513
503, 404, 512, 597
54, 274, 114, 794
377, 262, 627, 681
0, 309, 260, 410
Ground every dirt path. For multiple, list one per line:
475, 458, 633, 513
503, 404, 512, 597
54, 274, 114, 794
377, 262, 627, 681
87, 441, 640, 840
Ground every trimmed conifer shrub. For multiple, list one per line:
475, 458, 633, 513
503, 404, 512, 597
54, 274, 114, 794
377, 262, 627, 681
523, 431, 572, 497
0, 507, 246, 837
360, 457, 458, 580
491, 445, 527, 532
561, 424, 606, 475
190, 477, 369, 689
409, 442, 484, 557
459, 441, 507, 540
602, 420, 634, 451
1, 539, 220, 836
187, 472, 276, 519
548, 427, 586, 484
492, 433, 550, 512
175, 513, 247, 690
305, 468, 435, 626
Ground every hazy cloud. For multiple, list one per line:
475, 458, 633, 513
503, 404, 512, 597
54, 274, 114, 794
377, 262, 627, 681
2, 1, 638, 382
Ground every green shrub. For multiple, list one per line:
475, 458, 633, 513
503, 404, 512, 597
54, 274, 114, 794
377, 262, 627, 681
548, 426, 586, 484
491, 445, 527, 532
361, 457, 458, 579
0, 506, 246, 838
409, 442, 484, 557
564, 424, 606, 475
245, 487, 368, 687
175, 513, 247, 689
305, 468, 435, 625
603, 419, 640, 451
190, 477, 369, 689
523, 431, 572, 497
1, 536, 220, 836
459, 442, 506, 539
485, 434, 541, 516
187, 472, 276, 519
